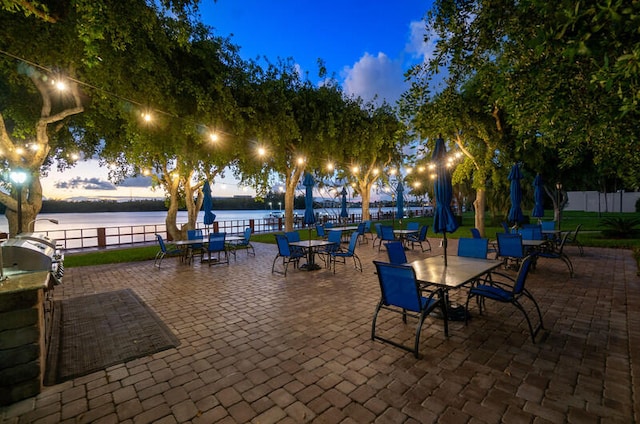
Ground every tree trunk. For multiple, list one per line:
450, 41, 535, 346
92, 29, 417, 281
359, 181, 373, 221
3, 175, 43, 237
165, 175, 182, 241
473, 188, 486, 236
284, 167, 304, 232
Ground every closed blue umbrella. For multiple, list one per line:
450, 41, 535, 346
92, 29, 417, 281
340, 187, 348, 218
508, 164, 524, 226
432, 136, 459, 265
202, 180, 216, 230
303, 173, 316, 226
532, 173, 544, 219
396, 181, 404, 220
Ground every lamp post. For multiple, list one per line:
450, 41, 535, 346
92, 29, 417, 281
556, 182, 562, 231
10, 169, 28, 235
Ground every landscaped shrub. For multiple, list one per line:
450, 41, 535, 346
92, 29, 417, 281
600, 216, 640, 238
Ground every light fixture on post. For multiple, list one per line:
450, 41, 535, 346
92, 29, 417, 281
10, 169, 28, 235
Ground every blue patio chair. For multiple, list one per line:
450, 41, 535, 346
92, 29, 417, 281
329, 232, 362, 273
372, 261, 449, 358
154, 234, 183, 268
537, 231, 574, 277
497, 232, 524, 269
356, 222, 367, 244
363, 220, 373, 241
272, 234, 305, 276
385, 241, 407, 264
186, 229, 204, 264
325, 222, 334, 229
457, 237, 488, 259
406, 225, 431, 252
540, 221, 556, 232
318, 230, 343, 266
406, 222, 420, 231
285, 231, 305, 255
471, 228, 497, 258
378, 225, 396, 251
465, 255, 544, 343
372, 223, 383, 249
206, 232, 228, 266
316, 224, 327, 239
564, 224, 584, 256
231, 227, 255, 257
519, 225, 543, 240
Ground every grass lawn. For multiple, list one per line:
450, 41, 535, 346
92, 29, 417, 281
64, 211, 640, 269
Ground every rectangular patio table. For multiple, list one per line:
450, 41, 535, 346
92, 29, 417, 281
393, 229, 419, 249
408, 255, 502, 321
288, 239, 337, 271
175, 235, 244, 262
327, 226, 358, 242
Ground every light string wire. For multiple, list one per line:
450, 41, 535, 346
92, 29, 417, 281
0, 48, 231, 136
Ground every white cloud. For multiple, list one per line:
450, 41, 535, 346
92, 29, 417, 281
405, 20, 436, 63
342, 52, 407, 106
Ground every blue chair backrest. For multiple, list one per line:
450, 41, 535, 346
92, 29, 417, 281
373, 261, 421, 312
346, 232, 359, 254
285, 231, 301, 242
325, 222, 334, 228
357, 222, 366, 235
540, 221, 555, 231
470, 228, 481, 239
513, 256, 534, 294
374, 223, 382, 237
497, 233, 523, 258
243, 227, 252, 242
385, 241, 407, 264
364, 220, 372, 232
208, 232, 226, 251
519, 226, 542, 240
407, 222, 419, 231
187, 229, 203, 239
381, 225, 395, 241
457, 238, 488, 259
417, 225, 428, 241
156, 234, 168, 252
275, 234, 292, 256
316, 225, 326, 238
327, 230, 342, 244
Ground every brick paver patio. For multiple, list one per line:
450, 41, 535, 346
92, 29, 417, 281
1, 237, 638, 423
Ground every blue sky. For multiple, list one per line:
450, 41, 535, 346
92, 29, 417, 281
41, 1, 434, 200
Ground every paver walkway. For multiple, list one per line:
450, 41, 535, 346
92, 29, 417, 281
1, 238, 638, 423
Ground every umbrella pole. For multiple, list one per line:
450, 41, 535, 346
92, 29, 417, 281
443, 232, 448, 266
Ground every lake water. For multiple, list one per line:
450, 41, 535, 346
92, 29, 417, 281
0, 207, 421, 233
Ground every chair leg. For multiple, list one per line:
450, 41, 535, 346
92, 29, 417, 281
371, 301, 383, 341
413, 311, 428, 359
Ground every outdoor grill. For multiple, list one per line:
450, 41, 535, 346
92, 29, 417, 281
2, 232, 64, 285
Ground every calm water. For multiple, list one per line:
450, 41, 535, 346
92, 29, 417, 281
0, 207, 418, 233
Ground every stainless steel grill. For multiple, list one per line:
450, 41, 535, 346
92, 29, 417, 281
2, 232, 64, 285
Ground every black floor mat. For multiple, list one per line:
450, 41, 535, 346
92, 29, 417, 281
45, 289, 179, 385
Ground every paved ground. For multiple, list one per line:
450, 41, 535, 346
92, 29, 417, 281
1, 237, 639, 423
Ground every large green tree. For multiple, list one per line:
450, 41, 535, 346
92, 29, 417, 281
0, 0, 205, 236
236, 59, 346, 232
415, 0, 640, 192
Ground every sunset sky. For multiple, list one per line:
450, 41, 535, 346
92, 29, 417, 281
40, 1, 433, 201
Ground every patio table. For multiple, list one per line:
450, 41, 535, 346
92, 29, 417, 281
288, 239, 337, 271
393, 229, 419, 249
175, 235, 244, 262
409, 255, 502, 321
